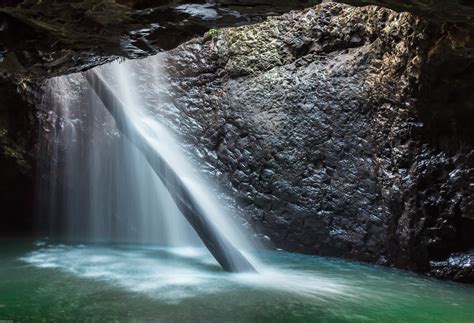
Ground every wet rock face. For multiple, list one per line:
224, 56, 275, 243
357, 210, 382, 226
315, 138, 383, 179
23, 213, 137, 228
2, 0, 474, 83
2, 0, 474, 81
1, 0, 473, 282
151, 3, 474, 281
0, 81, 36, 235
430, 252, 474, 283
340, 0, 474, 25
0, 0, 320, 80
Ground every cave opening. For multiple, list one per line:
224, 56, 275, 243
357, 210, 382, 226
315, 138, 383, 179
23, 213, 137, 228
1, 1, 474, 321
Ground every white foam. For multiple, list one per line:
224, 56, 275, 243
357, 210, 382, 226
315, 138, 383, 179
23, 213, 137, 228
21, 244, 350, 302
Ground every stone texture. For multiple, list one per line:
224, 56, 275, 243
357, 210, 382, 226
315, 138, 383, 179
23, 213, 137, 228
430, 252, 474, 283
2, 0, 474, 81
1, 0, 474, 282
0, 81, 36, 235
127, 2, 473, 281
0, 0, 320, 80
339, 0, 474, 25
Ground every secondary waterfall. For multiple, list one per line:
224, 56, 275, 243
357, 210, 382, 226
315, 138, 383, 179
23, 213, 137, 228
37, 55, 256, 271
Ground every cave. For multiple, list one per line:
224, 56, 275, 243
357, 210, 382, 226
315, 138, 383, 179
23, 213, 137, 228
1, 0, 473, 321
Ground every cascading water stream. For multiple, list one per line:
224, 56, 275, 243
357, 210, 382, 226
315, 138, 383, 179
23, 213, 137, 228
9, 44, 474, 323
38, 56, 257, 272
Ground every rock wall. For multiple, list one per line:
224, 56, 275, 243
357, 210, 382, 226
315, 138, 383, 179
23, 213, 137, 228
0, 81, 36, 235
147, 3, 473, 282
0, 0, 320, 80
339, 0, 474, 25
1, 1, 473, 282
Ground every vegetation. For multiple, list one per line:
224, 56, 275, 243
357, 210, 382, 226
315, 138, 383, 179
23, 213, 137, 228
207, 28, 219, 39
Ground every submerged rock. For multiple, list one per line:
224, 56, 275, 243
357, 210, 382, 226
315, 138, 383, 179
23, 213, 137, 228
430, 253, 474, 283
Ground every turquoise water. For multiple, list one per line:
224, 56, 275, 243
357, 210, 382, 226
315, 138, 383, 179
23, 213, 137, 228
1, 240, 473, 322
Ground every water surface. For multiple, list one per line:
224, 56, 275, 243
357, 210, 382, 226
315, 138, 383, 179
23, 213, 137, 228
1, 241, 473, 322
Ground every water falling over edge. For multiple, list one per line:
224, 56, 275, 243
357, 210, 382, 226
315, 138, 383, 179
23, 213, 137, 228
37, 55, 259, 272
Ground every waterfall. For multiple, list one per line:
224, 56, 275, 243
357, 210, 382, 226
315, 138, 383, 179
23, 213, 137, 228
38, 56, 256, 271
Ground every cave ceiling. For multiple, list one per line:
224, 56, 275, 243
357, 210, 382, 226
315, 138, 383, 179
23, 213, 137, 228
1, 0, 473, 80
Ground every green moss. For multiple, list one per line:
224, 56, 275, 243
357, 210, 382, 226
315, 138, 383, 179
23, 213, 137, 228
206, 28, 219, 39
219, 20, 282, 77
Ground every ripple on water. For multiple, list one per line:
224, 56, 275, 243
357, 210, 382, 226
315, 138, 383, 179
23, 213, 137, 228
20, 243, 351, 303
15, 242, 474, 322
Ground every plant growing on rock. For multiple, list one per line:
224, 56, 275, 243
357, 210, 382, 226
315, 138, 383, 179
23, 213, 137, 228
206, 28, 219, 39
